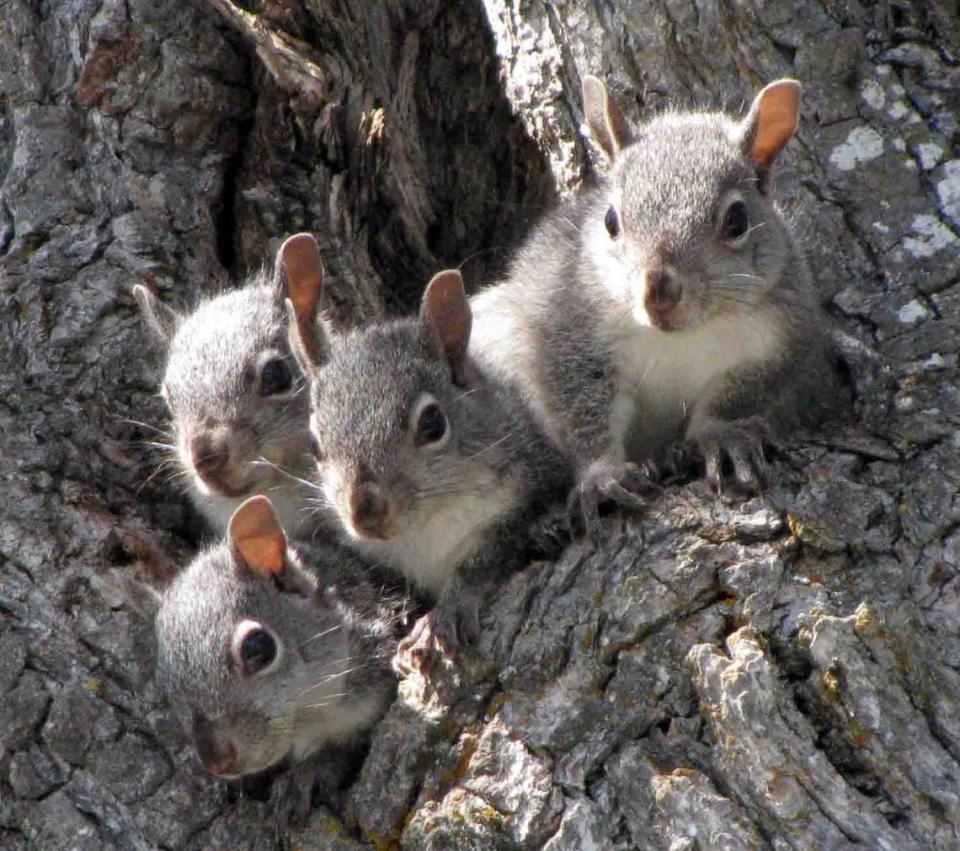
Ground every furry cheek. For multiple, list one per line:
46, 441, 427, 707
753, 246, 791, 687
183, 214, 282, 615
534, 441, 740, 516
320, 463, 350, 523
264, 433, 311, 470
584, 222, 635, 309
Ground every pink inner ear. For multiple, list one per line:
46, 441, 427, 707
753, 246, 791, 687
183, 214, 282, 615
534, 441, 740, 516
235, 535, 285, 576
280, 233, 323, 320
751, 83, 801, 169
425, 270, 471, 364
229, 496, 287, 577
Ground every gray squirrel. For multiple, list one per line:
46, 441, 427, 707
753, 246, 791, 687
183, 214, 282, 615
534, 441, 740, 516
133, 234, 330, 535
471, 76, 842, 535
287, 268, 573, 660
152, 495, 407, 816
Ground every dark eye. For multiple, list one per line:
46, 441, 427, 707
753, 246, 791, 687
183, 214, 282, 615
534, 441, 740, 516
260, 358, 292, 397
240, 629, 277, 674
604, 206, 620, 239
415, 403, 447, 447
721, 200, 749, 242
308, 431, 324, 461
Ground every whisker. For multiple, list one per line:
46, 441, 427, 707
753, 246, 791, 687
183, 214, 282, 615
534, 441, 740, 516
119, 418, 171, 436
293, 663, 367, 699
468, 429, 516, 459
300, 623, 343, 647
251, 457, 321, 493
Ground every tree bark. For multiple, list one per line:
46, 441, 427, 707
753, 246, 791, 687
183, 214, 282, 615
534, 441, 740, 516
2, 0, 959, 848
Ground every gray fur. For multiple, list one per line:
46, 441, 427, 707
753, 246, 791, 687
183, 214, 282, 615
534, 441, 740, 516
307, 317, 572, 597
471, 82, 842, 496
136, 263, 329, 534
154, 534, 405, 777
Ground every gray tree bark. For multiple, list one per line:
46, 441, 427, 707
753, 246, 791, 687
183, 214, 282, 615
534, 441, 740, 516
2, 0, 959, 848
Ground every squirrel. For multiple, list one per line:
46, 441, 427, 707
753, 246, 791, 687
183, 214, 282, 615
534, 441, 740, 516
287, 268, 573, 660
152, 495, 408, 817
133, 234, 330, 535
470, 76, 842, 535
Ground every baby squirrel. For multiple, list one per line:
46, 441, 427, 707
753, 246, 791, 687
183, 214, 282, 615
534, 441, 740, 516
133, 234, 330, 535
153, 496, 405, 786
471, 77, 840, 533
287, 268, 572, 658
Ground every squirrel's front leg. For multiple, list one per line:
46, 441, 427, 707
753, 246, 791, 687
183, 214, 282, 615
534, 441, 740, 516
680, 362, 788, 495
395, 574, 483, 675
684, 412, 774, 495
568, 456, 661, 542
395, 514, 536, 673
562, 384, 661, 541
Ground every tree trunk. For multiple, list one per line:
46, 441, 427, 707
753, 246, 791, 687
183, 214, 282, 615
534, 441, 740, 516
2, 0, 959, 848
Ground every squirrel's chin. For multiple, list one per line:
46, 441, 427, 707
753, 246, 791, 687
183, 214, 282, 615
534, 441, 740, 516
208, 746, 289, 780
193, 473, 254, 500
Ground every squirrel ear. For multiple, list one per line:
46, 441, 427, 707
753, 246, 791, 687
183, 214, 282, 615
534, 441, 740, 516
277, 233, 329, 378
275, 232, 324, 319
419, 269, 471, 371
287, 299, 330, 380
228, 496, 288, 579
741, 79, 802, 174
132, 284, 179, 345
582, 75, 636, 160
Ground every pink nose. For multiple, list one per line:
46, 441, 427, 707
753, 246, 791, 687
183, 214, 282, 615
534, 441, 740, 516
644, 267, 681, 327
190, 432, 229, 478
193, 714, 239, 776
349, 481, 391, 539
645, 268, 679, 305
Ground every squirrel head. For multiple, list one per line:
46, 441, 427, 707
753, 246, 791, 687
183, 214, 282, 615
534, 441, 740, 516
581, 76, 802, 332
290, 270, 501, 547
133, 234, 327, 532
153, 497, 366, 777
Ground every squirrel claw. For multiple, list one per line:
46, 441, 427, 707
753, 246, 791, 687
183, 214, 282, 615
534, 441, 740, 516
268, 764, 316, 830
395, 612, 437, 676
433, 599, 480, 655
568, 459, 660, 542
689, 418, 772, 496
395, 598, 480, 676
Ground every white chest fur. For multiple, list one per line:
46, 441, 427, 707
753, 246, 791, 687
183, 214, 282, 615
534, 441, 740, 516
609, 309, 784, 456
289, 692, 383, 759
355, 482, 520, 598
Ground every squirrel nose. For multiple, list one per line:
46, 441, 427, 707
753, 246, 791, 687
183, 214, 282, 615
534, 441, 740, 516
349, 481, 391, 539
190, 431, 230, 476
644, 267, 682, 327
645, 268, 679, 305
193, 714, 239, 776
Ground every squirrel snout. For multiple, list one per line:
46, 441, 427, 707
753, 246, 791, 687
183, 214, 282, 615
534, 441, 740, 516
193, 714, 239, 777
190, 432, 230, 477
349, 481, 392, 540
643, 268, 682, 329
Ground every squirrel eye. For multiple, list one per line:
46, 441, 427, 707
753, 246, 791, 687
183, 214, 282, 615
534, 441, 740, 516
259, 358, 293, 397
604, 206, 621, 239
721, 200, 749, 242
414, 403, 448, 448
307, 431, 324, 461
239, 629, 277, 675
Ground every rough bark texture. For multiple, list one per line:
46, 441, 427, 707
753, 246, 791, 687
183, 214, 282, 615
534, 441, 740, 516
2, 0, 959, 848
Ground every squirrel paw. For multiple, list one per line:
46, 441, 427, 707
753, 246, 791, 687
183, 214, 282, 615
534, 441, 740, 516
528, 504, 575, 558
686, 417, 773, 495
395, 599, 480, 676
568, 459, 660, 543
268, 764, 316, 831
